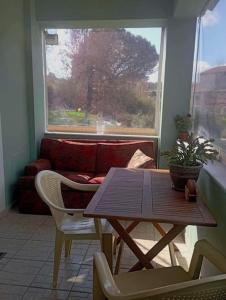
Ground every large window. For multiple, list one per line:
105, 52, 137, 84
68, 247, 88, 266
192, 0, 226, 163
44, 28, 162, 136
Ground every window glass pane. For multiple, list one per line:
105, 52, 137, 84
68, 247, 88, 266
44, 28, 162, 136
192, 0, 226, 163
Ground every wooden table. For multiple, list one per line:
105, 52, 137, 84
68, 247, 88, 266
84, 168, 217, 272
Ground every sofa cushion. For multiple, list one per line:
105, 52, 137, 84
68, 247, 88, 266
96, 141, 155, 173
46, 140, 97, 173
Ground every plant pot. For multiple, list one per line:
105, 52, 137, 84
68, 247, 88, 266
169, 164, 203, 191
178, 131, 189, 141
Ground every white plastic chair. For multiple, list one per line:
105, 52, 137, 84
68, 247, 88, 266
35, 170, 113, 288
93, 239, 226, 299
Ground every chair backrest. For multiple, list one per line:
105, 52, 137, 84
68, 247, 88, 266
93, 242, 226, 300
157, 280, 226, 300
35, 170, 66, 227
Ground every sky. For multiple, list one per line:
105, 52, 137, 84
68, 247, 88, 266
46, 28, 162, 82
46, 0, 226, 80
126, 28, 161, 53
198, 0, 226, 72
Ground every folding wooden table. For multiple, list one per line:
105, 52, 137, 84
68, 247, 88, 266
84, 168, 217, 272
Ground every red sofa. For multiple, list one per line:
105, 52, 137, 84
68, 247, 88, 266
18, 138, 156, 215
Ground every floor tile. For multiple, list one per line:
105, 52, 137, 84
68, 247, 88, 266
0, 283, 27, 300
31, 274, 74, 291
71, 265, 93, 293
31, 261, 81, 290
22, 287, 69, 300
0, 211, 191, 298
68, 291, 92, 299
14, 244, 53, 261
38, 261, 80, 277
0, 259, 44, 285
3, 259, 44, 275
0, 271, 35, 285
0, 238, 27, 258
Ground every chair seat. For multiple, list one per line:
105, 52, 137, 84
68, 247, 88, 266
59, 214, 113, 235
114, 266, 191, 293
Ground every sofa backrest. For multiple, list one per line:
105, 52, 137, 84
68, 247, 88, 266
40, 139, 97, 173
95, 141, 156, 173
40, 138, 156, 174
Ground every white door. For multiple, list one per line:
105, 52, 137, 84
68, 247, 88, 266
0, 114, 5, 212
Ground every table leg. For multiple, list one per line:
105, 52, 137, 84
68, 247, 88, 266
153, 223, 179, 252
108, 219, 154, 270
130, 225, 186, 272
153, 223, 179, 266
115, 221, 140, 246
113, 220, 140, 269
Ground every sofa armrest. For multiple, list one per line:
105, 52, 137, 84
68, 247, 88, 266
25, 159, 52, 176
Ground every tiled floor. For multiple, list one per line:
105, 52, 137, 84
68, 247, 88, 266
0, 210, 191, 300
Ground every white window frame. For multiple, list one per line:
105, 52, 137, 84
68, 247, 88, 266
42, 20, 166, 138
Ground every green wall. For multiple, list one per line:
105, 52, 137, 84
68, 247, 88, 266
35, 0, 174, 21
26, 0, 46, 160
186, 167, 226, 275
0, 0, 31, 207
159, 18, 196, 167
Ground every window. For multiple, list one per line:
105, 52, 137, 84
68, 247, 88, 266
192, 0, 226, 163
44, 28, 162, 136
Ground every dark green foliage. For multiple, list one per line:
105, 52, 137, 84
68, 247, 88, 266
162, 133, 219, 166
174, 114, 192, 132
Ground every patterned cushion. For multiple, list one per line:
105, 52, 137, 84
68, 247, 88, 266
56, 171, 93, 191
127, 149, 153, 168
89, 173, 106, 184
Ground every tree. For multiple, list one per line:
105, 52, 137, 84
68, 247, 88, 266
47, 28, 159, 128
69, 29, 158, 118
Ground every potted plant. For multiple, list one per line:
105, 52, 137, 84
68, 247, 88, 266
162, 133, 218, 191
174, 114, 192, 141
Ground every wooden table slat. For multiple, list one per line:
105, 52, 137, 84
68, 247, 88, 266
84, 168, 216, 227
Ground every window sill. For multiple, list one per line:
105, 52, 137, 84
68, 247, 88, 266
203, 161, 226, 192
44, 131, 159, 140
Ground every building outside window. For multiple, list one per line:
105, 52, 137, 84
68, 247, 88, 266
192, 0, 226, 164
44, 28, 162, 136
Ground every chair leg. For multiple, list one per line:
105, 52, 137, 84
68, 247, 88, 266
169, 242, 177, 266
102, 233, 113, 273
114, 240, 124, 275
53, 229, 64, 288
94, 218, 103, 248
65, 239, 72, 257
113, 235, 118, 255
93, 259, 106, 300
